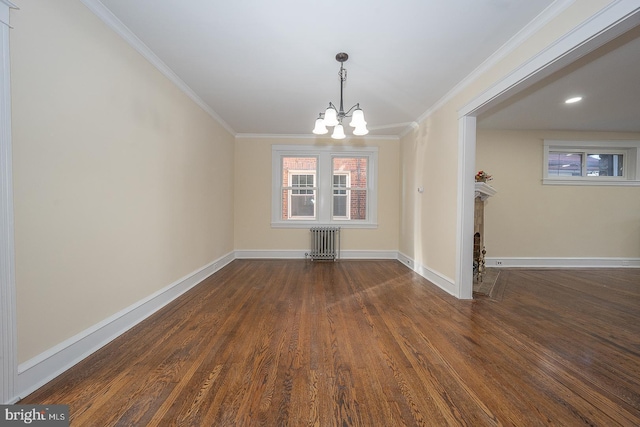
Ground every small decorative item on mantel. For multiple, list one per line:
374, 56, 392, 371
475, 170, 492, 183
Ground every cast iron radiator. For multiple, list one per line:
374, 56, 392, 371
309, 227, 340, 261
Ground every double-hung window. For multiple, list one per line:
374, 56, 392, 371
272, 145, 378, 228
543, 140, 640, 186
283, 158, 317, 219
332, 172, 350, 219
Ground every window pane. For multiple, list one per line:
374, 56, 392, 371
349, 189, 367, 220
291, 194, 315, 217
332, 173, 349, 219
586, 154, 623, 177
333, 157, 368, 188
283, 189, 315, 219
548, 152, 582, 177
282, 157, 316, 187
282, 157, 317, 220
332, 157, 367, 221
333, 194, 347, 218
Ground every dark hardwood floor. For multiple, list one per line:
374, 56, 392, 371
20, 260, 640, 426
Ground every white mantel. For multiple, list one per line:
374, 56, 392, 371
473, 182, 496, 283
475, 182, 497, 201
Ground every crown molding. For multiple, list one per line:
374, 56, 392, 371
460, 0, 640, 118
414, 0, 576, 126
80, 0, 236, 137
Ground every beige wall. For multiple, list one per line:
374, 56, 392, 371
11, 0, 234, 362
399, 107, 459, 279
477, 130, 640, 258
234, 137, 399, 252
399, 0, 615, 280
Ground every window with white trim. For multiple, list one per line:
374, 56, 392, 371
272, 145, 378, 228
332, 172, 350, 219
288, 170, 316, 219
543, 140, 640, 186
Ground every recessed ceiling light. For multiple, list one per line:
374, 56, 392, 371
565, 96, 583, 104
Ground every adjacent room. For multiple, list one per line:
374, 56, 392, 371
1, 0, 639, 424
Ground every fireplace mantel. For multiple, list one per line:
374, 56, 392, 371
474, 182, 496, 283
475, 182, 497, 201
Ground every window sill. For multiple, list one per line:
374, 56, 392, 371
271, 222, 378, 229
543, 179, 640, 187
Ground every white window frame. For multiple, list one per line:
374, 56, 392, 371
543, 140, 640, 186
287, 170, 317, 220
272, 145, 378, 228
332, 171, 351, 220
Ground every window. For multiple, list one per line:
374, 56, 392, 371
332, 172, 350, 219
332, 157, 368, 221
282, 157, 317, 219
272, 145, 378, 228
543, 140, 640, 186
288, 172, 316, 219
548, 151, 624, 177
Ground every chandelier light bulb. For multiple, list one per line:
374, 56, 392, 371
312, 117, 328, 135
323, 106, 339, 127
349, 107, 366, 128
331, 124, 346, 140
353, 125, 369, 136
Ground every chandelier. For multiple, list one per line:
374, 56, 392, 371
312, 52, 368, 139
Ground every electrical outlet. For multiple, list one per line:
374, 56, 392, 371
495, 260, 502, 266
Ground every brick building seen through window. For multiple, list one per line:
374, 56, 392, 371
282, 157, 367, 220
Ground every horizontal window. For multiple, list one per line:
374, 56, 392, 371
543, 140, 640, 186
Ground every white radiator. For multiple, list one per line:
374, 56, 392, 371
309, 227, 340, 261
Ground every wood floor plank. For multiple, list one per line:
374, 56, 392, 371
19, 260, 640, 426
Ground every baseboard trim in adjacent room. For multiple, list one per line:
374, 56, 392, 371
15, 251, 235, 401
485, 257, 640, 268
397, 252, 456, 296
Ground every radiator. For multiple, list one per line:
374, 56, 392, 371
309, 227, 340, 261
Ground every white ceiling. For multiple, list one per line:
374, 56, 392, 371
96, 0, 557, 137
478, 24, 640, 132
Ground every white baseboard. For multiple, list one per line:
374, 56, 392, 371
15, 251, 234, 401
397, 252, 456, 296
485, 257, 640, 268
234, 250, 305, 259
234, 249, 398, 260
17, 250, 638, 401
